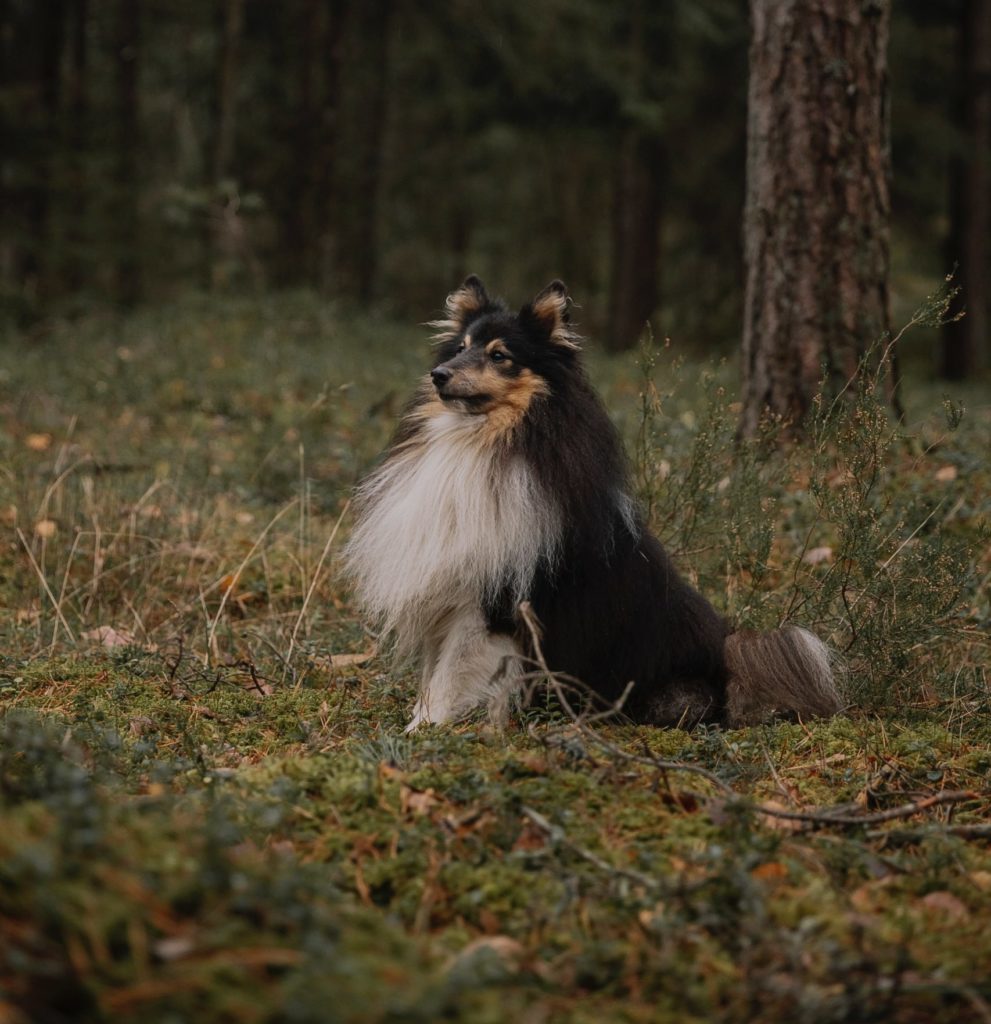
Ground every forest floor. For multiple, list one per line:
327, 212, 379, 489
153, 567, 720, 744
1, 295, 990, 1023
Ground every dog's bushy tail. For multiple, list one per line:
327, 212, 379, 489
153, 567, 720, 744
724, 626, 843, 727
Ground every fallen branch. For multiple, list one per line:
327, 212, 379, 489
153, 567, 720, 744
756, 790, 980, 829
517, 602, 734, 797
521, 805, 659, 891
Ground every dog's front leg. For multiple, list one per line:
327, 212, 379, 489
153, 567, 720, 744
405, 607, 517, 731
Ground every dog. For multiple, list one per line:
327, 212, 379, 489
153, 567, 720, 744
343, 277, 842, 731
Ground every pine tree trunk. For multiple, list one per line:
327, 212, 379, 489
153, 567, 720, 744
942, 0, 991, 380
114, 0, 139, 305
740, 0, 894, 437
605, 0, 664, 353
312, 0, 349, 294
606, 131, 663, 351
206, 0, 244, 289
65, 0, 88, 291
351, 0, 391, 303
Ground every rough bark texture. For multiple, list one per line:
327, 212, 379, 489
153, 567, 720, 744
741, 0, 893, 437
206, 0, 244, 288
114, 0, 139, 305
943, 0, 991, 380
605, 0, 664, 353
606, 131, 664, 352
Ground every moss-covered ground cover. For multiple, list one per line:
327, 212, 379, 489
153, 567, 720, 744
1, 297, 989, 1022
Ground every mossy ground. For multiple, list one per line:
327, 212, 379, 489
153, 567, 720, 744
1, 296, 989, 1023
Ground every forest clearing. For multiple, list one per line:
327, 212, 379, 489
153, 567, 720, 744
1, 297, 989, 1022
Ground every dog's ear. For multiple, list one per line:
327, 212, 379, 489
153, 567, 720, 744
429, 276, 490, 341
521, 280, 579, 350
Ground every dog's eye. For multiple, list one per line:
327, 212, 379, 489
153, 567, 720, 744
490, 350, 507, 363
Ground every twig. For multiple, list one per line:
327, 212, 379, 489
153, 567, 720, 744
517, 602, 734, 796
521, 805, 658, 891
867, 823, 991, 845
756, 790, 979, 829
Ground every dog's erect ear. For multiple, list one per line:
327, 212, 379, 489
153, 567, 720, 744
428, 275, 490, 342
522, 280, 579, 350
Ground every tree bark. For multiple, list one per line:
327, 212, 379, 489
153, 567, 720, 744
606, 131, 664, 351
114, 0, 140, 305
351, 0, 390, 303
605, 0, 664, 352
740, 0, 894, 437
206, 0, 244, 288
65, 0, 88, 291
312, 0, 349, 294
942, 0, 991, 380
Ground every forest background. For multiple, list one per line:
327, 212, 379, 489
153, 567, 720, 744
2, 4, 991, 1022
2, 0, 988, 378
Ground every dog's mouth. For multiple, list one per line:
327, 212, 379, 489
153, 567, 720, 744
438, 392, 491, 412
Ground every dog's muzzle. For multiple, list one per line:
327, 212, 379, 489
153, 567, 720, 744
431, 367, 453, 390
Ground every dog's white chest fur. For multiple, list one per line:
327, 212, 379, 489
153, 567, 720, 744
344, 410, 560, 650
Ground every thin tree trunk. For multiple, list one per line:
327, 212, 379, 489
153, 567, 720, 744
740, 0, 894, 438
25, 0, 66, 300
283, 0, 318, 284
605, 1, 664, 352
606, 131, 663, 351
312, 0, 349, 294
114, 0, 139, 305
206, 0, 244, 288
351, 0, 390, 303
65, 0, 88, 291
942, 0, 991, 379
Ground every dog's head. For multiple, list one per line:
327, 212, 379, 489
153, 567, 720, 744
426, 276, 579, 424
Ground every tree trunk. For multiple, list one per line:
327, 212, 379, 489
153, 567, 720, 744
65, 0, 88, 291
206, 0, 244, 288
312, 0, 349, 294
114, 0, 139, 306
282, 0, 318, 284
350, 0, 390, 303
740, 0, 894, 438
606, 131, 664, 351
605, 0, 664, 353
942, 0, 991, 380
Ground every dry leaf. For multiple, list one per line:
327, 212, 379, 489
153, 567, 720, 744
751, 861, 788, 881
25, 433, 52, 452
34, 519, 57, 539
83, 625, 137, 648
934, 465, 958, 482
313, 650, 376, 671
512, 821, 548, 852
803, 546, 833, 565
401, 785, 441, 816
129, 716, 155, 737
969, 871, 991, 893
154, 936, 195, 962
920, 890, 969, 922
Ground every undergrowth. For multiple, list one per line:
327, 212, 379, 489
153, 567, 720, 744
1, 294, 989, 1023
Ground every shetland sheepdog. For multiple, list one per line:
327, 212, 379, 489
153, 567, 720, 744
344, 277, 842, 731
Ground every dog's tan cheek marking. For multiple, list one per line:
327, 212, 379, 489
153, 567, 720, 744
479, 370, 549, 445
464, 334, 472, 349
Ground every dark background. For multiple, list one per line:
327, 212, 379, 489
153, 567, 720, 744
0, 0, 981, 367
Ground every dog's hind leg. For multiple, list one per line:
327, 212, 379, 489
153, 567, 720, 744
406, 605, 521, 731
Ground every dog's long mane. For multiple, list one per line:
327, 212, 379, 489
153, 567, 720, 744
344, 277, 843, 731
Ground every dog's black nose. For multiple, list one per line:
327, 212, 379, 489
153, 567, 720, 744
431, 366, 453, 389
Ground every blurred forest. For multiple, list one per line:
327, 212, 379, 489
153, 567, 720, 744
0, 0, 987, 372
